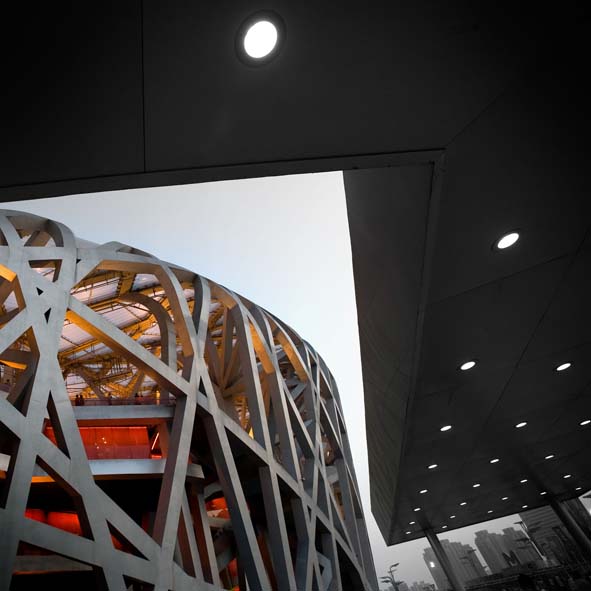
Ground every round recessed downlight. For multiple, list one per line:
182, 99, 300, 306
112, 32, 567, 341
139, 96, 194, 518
515, 421, 527, 429
236, 11, 285, 65
406, 531, 411, 535
490, 458, 500, 464
460, 501, 467, 506
576, 487, 582, 491
580, 419, 591, 426
545, 454, 555, 460
502, 497, 509, 501
450, 515, 456, 519
409, 521, 416, 525
428, 464, 438, 470
414, 507, 421, 512
460, 360, 476, 371
522, 505, 528, 509
520, 479, 528, 484
473, 483, 481, 488
496, 232, 520, 250
244, 21, 278, 58
440, 425, 452, 432
420, 489, 428, 494
487, 510, 493, 514
555, 362, 571, 372
540, 491, 547, 495
564, 474, 572, 479
442, 525, 448, 529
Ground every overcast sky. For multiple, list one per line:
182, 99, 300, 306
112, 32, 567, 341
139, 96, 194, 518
3, 172, 589, 588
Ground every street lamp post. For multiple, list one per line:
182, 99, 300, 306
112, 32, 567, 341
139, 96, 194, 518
514, 520, 546, 561
381, 562, 400, 591
460, 549, 479, 578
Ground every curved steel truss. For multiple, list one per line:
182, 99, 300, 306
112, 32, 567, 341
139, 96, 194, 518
0, 210, 376, 590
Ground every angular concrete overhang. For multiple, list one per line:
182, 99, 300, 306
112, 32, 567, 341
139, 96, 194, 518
345, 34, 591, 544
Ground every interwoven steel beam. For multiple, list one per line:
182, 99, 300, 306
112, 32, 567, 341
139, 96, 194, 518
0, 210, 377, 590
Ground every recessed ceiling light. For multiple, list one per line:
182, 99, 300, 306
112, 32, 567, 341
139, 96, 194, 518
540, 491, 547, 496
576, 487, 582, 491
522, 505, 528, 509
490, 458, 500, 464
496, 232, 520, 250
563, 474, 572, 479
414, 507, 421, 512
406, 531, 411, 535
450, 515, 456, 519
580, 419, 591, 426
473, 483, 481, 488
460, 360, 477, 371
520, 479, 528, 484
420, 489, 428, 494
428, 464, 438, 470
555, 362, 571, 372
244, 21, 278, 58
409, 521, 416, 525
515, 421, 527, 428
460, 501, 467, 506
487, 510, 493, 514
502, 497, 509, 501
545, 454, 555, 460
440, 425, 452, 432
236, 11, 285, 64
442, 525, 448, 529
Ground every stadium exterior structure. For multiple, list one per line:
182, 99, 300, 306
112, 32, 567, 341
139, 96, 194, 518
0, 210, 376, 591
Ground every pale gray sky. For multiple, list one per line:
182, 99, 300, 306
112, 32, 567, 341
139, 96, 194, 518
3, 172, 589, 589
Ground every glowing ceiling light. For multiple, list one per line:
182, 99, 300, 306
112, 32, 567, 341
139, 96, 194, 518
496, 232, 520, 250
540, 491, 547, 496
515, 421, 527, 428
243, 21, 278, 58
406, 531, 412, 535
580, 419, 591, 426
414, 507, 421, 512
409, 521, 415, 525
563, 474, 572, 479
420, 489, 428, 494
502, 497, 509, 501
555, 362, 571, 372
487, 510, 493, 514
522, 505, 528, 509
440, 425, 452, 432
576, 487, 582, 491
460, 501, 467, 506
428, 464, 438, 469
490, 458, 500, 464
545, 454, 555, 460
442, 525, 448, 529
450, 515, 456, 519
473, 483, 481, 488
520, 479, 528, 484
460, 360, 476, 371
429, 562, 436, 568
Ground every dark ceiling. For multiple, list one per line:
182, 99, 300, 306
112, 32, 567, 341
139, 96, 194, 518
1, 0, 589, 552
1, 1, 582, 201
344, 7, 591, 544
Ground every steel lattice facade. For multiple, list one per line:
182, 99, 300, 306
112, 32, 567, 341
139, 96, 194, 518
0, 210, 376, 591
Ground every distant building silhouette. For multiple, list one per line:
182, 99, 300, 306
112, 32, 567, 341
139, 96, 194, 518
519, 499, 591, 566
474, 528, 539, 574
423, 540, 486, 590
410, 580, 434, 591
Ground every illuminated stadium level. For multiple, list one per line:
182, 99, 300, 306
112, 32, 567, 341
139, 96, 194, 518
0, 210, 377, 591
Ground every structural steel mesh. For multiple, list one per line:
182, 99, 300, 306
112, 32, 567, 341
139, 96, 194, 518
0, 210, 376, 591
